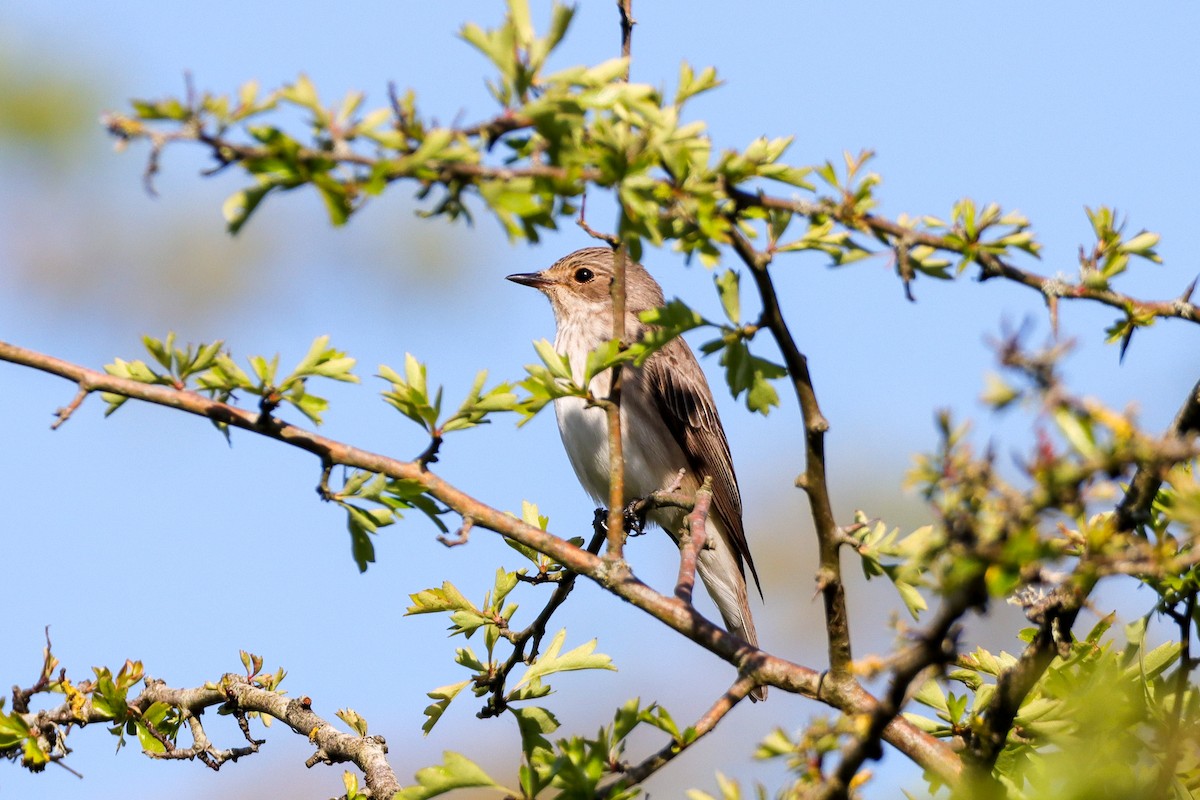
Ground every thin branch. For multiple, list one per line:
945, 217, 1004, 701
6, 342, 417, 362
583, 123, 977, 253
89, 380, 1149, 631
967, 574, 1092, 780
600, 674, 756, 797
674, 477, 712, 604
50, 386, 88, 430
1115, 377, 1200, 532
480, 524, 607, 718
0, 339, 962, 786
437, 516, 472, 548
726, 186, 1199, 329
416, 432, 444, 470
820, 588, 979, 800
727, 228, 852, 683
578, 192, 619, 246
617, 0, 635, 74
605, 244, 629, 561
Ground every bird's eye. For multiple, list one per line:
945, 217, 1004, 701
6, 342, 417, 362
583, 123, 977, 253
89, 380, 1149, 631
573, 267, 594, 283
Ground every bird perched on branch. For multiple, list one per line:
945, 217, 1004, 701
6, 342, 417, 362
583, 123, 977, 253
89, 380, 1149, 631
508, 247, 764, 699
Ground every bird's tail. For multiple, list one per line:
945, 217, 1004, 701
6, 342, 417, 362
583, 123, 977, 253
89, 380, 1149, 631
696, 516, 766, 701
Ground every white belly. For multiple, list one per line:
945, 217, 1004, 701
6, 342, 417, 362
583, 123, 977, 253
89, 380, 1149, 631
553, 384, 688, 507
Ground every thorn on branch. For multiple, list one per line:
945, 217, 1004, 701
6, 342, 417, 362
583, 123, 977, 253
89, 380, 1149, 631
1118, 327, 1135, 363
1181, 275, 1198, 305
894, 239, 917, 302
49, 759, 83, 779
437, 516, 472, 548
183, 70, 196, 112
576, 192, 619, 245
387, 80, 411, 136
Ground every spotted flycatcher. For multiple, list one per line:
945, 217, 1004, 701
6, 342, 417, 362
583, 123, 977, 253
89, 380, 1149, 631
508, 247, 763, 695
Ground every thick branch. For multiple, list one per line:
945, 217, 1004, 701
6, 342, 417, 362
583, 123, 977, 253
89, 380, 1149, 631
0, 339, 961, 785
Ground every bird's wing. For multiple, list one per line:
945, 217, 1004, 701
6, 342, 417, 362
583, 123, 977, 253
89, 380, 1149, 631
642, 337, 762, 597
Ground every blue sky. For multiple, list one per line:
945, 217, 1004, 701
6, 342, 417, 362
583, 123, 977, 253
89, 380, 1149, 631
2, 2, 1199, 798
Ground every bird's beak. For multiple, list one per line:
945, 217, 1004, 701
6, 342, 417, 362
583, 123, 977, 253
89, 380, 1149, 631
506, 271, 551, 289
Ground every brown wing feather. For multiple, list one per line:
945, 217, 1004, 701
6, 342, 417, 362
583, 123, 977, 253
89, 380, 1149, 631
642, 337, 763, 598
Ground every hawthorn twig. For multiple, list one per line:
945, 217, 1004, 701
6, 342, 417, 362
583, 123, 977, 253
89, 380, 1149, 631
479, 524, 607, 718
50, 386, 88, 430
18, 673, 397, 796
674, 477, 712, 604
600, 674, 756, 797
437, 516, 472, 548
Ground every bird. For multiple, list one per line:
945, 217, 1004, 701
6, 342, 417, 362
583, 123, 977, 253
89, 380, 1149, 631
507, 247, 764, 698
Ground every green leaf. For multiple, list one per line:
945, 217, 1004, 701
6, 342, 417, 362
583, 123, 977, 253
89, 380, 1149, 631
422, 681, 469, 736
533, 338, 573, 381
394, 751, 512, 800
718, 339, 786, 415
336, 708, 369, 737
222, 185, 273, 235
676, 62, 722, 104
407, 582, 478, 616
894, 580, 927, 620
0, 712, 31, 749
912, 679, 948, 713
512, 630, 615, 690
584, 338, 627, 384
314, 176, 352, 226
510, 705, 559, 759
345, 507, 379, 572
714, 270, 740, 324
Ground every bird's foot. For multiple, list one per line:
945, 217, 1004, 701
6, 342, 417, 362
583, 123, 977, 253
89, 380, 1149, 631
592, 505, 648, 539
623, 499, 648, 537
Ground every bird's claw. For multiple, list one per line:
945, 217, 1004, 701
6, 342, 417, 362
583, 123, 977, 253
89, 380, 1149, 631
623, 499, 648, 537
593, 504, 649, 538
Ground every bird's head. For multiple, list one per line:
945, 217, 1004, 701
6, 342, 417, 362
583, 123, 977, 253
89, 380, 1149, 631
506, 247, 665, 324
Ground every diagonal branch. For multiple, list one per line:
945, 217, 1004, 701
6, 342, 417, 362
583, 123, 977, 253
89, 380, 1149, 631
0, 339, 962, 786
599, 674, 756, 797
818, 587, 979, 800
481, 523, 607, 718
